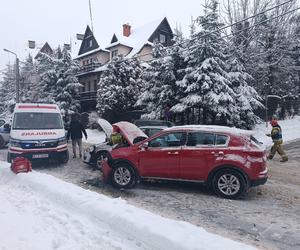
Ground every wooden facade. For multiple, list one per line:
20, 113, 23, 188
76, 18, 174, 113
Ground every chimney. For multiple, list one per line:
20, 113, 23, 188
123, 23, 131, 37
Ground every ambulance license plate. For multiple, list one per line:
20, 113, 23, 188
32, 154, 49, 159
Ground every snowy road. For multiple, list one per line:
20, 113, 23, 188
0, 139, 299, 250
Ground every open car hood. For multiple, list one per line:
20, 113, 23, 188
97, 118, 113, 138
113, 121, 148, 145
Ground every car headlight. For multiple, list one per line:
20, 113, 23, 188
58, 138, 67, 146
10, 139, 21, 147
88, 145, 95, 153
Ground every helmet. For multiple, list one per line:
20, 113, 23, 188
270, 119, 278, 126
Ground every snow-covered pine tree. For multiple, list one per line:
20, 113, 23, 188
36, 52, 58, 103
172, 0, 235, 125
136, 39, 186, 122
0, 63, 16, 116
20, 54, 39, 102
228, 57, 264, 128
55, 47, 81, 121
97, 55, 142, 122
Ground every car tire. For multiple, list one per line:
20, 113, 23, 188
61, 151, 69, 164
0, 136, 5, 149
212, 168, 247, 199
111, 162, 136, 189
96, 151, 108, 170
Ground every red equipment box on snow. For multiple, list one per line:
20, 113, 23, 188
11, 157, 32, 174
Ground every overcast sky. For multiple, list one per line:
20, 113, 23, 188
0, 0, 207, 73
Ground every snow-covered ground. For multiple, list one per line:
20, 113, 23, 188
253, 116, 300, 147
0, 162, 255, 250
1, 117, 299, 250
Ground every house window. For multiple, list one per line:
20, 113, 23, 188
93, 80, 97, 91
81, 82, 85, 92
160, 34, 166, 43
89, 39, 93, 47
87, 81, 91, 92
111, 49, 118, 58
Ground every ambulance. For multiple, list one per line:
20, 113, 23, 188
8, 103, 69, 163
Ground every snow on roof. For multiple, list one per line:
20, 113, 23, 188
105, 18, 165, 58
70, 35, 82, 59
165, 125, 254, 136
74, 47, 109, 60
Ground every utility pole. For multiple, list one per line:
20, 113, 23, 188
15, 57, 20, 103
3, 48, 20, 103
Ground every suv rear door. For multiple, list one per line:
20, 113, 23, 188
180, 132, 230, 180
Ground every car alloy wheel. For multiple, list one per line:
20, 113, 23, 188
113, 166, 132, 187
217, 174, 240, 196
212, 169, 247, 199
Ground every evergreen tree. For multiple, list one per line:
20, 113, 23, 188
228, 57, 264, 128
55, 47, 81, 120
36, 52, 58, 103
172, 0, 235, 125
20, 54, 39, 102
137, 39, 187, 122
97, 55, 142, 122
0, 63, 16, 116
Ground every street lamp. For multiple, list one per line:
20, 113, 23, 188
3, 48, 20, 103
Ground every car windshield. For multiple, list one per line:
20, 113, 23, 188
13, 112, 63, 130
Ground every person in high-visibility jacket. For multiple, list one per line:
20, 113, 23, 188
266, 118, 288, 162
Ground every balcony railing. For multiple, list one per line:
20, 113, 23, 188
78, 62, 102, 74
80, 91, 97, 101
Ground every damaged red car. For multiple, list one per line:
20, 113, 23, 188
102, 122, 268, 199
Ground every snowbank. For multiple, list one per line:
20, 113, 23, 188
0, 162, 255, 250
253, 116, 300, 147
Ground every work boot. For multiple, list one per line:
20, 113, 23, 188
73, 155, 76, 159
267, 155, 273, 160
280, 157, 288, 162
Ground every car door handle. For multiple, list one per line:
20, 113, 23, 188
168, 152, 179, 155
211, 151, 224, 156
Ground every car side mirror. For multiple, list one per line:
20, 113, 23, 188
139, 142, 148, 151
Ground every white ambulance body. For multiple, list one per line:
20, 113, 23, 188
8, 103, 68, 163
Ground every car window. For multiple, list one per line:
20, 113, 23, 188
0, 120, 5, 127
148, 132, 186, 148
141, 128, 163, 137
187, 132, 215, 146
216, 135, 228, 145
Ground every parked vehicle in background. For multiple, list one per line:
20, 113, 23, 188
139, 126, 167, 137
102, 125, 268, 199
83, 118, 113, 169
8, 103, 68, 163
83, 118, 149, 169
134, 119, 175, 128
0, 119, 11, 148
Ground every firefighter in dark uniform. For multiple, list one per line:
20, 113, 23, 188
266, 118, 288, 162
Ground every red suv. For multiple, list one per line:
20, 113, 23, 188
102, 122, 268, 199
